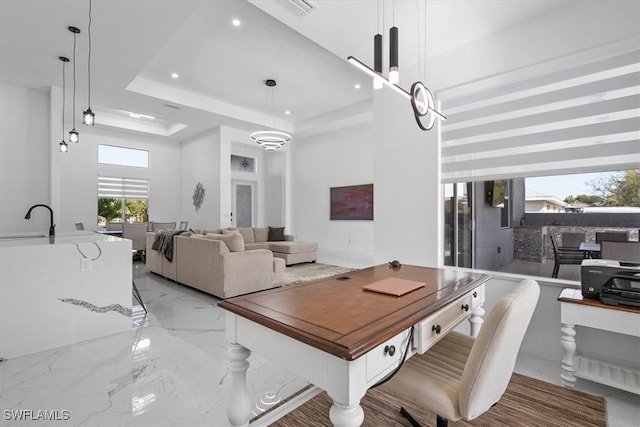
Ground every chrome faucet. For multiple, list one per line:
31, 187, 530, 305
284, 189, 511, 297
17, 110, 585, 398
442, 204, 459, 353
25, 204, 55, 236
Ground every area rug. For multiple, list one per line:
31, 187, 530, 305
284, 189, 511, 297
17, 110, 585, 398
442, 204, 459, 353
270, 373, 607, 427
282, 263, 356, 285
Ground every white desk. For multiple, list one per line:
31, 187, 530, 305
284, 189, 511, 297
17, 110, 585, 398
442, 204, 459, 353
558, 288, 640, 394
219, 265, 488, 427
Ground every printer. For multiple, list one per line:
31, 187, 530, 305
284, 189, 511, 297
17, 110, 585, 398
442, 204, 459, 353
581, 259, 640, 308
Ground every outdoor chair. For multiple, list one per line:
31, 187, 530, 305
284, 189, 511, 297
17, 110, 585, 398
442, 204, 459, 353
561, 232, 585, 249
595, 231, 628, 244
601, 241, 640, 264
550, 234, 584, 278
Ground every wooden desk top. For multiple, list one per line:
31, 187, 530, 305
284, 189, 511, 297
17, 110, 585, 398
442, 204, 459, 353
219, 264, 489, 361
558, 288, 640, 314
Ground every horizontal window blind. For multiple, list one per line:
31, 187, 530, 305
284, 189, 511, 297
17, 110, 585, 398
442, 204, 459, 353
98, 177, 149, 199
439, 45, 640, 183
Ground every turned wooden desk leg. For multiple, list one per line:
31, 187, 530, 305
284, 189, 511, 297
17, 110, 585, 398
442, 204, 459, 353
329, 400, 365, 427
560, 323, 577, 388
469, 305, 485, 338
227, 344, 252, 427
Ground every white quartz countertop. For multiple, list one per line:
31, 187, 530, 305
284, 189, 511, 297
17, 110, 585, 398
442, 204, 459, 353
0, 231, 122, 248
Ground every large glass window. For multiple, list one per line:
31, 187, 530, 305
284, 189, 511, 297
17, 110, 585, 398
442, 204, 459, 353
97, 177, 149, 226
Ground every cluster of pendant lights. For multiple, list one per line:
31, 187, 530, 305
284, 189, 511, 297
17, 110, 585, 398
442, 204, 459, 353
347, 0, 446, 131
59, 0, 95, 153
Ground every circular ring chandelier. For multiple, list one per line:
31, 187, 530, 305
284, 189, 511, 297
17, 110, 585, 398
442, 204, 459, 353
251, 79, 291, 151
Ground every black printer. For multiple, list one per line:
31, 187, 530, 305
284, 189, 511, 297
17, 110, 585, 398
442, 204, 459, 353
581, 260, 640, 308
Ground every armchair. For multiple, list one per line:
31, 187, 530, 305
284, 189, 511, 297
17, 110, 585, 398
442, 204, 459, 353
380, 279, 540, 427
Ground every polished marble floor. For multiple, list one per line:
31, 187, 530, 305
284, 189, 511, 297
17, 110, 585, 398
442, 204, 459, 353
1, 261, 638, 426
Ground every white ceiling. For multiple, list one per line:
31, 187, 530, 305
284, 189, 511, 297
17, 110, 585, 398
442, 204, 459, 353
0, 0, 574, 142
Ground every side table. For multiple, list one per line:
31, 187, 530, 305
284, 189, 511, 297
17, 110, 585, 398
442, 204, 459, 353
558, 288, 639, 394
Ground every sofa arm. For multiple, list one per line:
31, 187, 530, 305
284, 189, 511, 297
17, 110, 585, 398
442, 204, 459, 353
284, 234, 294, 241
176, 236, 228, 298
146, 232, 163, 274
221, 249, 274, 298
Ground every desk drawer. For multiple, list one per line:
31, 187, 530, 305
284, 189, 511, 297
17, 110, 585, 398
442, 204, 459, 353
366, 329, 410, 382
414, 294, 472, 354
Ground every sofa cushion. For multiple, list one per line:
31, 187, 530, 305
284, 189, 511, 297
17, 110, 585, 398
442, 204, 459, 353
245, 242, 271, 251
270, 241, 318, 254
205, 232, 245, 252
268, 226, 286, 242
253, 227, 269, 243
237, 228, 255, 244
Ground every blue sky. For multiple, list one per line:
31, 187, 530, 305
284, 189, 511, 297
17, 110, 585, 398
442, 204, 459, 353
526, 171, 618, 201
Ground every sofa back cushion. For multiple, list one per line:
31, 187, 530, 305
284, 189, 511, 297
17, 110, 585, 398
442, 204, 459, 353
238, 228, 255, 243
253, 227, 269, 243
206, 232, 245, 252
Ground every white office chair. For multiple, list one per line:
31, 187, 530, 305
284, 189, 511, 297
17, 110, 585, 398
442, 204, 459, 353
380, 279, 540, 427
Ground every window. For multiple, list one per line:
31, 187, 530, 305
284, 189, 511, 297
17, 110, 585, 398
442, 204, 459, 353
98, 145, 149, 168
97, 177, 149, 226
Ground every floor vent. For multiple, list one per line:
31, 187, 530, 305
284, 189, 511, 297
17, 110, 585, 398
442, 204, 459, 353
276, 0, 318, 18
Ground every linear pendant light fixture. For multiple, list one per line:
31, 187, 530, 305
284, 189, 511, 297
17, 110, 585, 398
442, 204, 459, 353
82, 0, 95, 126
59, 56, 69, 153
68, 26, 80, 143
347, 0, 445, 131
250, 79, 291, 151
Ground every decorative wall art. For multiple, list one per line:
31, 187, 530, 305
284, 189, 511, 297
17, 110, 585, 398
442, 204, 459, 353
330, 184, 374, 221
192, 182, 205, 211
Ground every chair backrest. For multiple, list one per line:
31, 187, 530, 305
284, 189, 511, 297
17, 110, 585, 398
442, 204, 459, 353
459, 279, 540, 420
561, 232, 585, 248
549, 234, 560, 259
596, 231, 628, 244
74, 222, 84, 231
106, 222, 123, 232
601, 241, 640, 263
122, 222, 149, 251
152, 221, 176, 232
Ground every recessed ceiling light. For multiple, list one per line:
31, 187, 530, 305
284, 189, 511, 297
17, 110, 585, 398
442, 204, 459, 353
354, 83, 361, 89
284, 110, 291, 115
232, 18, 241, 26
171, 72, 179, 79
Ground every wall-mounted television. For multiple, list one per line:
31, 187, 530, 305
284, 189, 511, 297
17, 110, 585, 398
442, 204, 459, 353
485, 180, 506, 208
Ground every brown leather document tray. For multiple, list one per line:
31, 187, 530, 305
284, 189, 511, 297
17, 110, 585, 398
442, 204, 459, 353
363, 278, 426, 296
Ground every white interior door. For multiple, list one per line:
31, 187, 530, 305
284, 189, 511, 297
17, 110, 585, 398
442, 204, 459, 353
232, 180, 256, 228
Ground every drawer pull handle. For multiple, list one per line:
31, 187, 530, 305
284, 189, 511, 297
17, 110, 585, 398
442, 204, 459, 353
384, 345, 396, 357
432, 325, 441, 334
461, 304, 469, 312
473, 291, 478, 298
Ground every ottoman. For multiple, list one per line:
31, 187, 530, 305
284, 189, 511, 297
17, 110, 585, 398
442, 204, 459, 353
270, 241, 318, 266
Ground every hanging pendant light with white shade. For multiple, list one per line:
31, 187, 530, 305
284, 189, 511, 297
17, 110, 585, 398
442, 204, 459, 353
82, 0, 95, 126
250, 79, 291, 151
58, 56, 69, 153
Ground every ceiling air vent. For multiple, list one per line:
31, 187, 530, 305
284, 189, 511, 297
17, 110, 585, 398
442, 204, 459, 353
276, 0, 318, 18
163, 103, 180, 110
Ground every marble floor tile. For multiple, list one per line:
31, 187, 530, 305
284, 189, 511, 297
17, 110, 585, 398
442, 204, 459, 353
0, 261, 637, 426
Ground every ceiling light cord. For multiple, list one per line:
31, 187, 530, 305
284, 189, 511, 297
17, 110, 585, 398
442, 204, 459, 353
87, 0, 92, 108
59, 57, 69, 153
68, 26, 80, 143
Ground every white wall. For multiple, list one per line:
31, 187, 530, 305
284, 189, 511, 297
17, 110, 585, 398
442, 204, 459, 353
181, 129, 221, 229
291, 123, 375, 264
0, 84, 50, 234
373, 88, 441, 267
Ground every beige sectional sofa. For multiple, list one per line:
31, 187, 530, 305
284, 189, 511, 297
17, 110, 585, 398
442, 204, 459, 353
235, 227, 318, 265
146, 230, 285, 299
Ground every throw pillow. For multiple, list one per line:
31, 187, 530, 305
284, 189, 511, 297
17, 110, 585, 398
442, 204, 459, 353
238, 228, 255, 243
222, 229, 240, 235
205, 232, 245, 252
268, 226, 285, 242
253, 227, 269, 243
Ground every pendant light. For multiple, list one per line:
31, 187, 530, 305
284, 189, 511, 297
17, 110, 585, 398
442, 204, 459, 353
388, 0, 399, 84
82, 0, 95, 126
68, 26, 80, 143
373, 0, 383, 89
59, 57, 69, 153
250, 79, 291, 151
